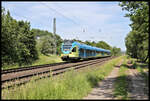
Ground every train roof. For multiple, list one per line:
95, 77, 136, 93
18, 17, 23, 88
72, 41, 111, 53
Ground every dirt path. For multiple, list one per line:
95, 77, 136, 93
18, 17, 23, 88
83, 60, 123, 99
127, 69, 149, 100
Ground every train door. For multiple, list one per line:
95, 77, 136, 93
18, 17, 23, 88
71, 46, 79, 58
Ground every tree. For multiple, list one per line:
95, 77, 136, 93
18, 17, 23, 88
2, 8, 19, 65
55, 34, 63, 55
119, 1, 149, 62
96, 41, 112, 50
111, 47, 121, 56
40, 35, 55, 55
32, 28, 63, 55
17, 21, 38, 65
85, 40, 92, 46
1, 7, 38, 66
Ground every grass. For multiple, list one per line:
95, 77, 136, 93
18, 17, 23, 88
2, 55, 124, 99
113, 56, 129, 100
129, 57, 148, 87
129, 58, 149, 96
136, 63, 149, 93
2, 54, 63, 70
32, 54, 63, 65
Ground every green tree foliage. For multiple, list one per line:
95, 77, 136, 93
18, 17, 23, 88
85, 40, 93, 46
18, 21, 38, 64
72, 39, 84, 43
111, 47, 121, 56
2, 8, 18, 65
55, 34, 63, 55
119, 1, 149, 62
40, 35, 55, 56
96, 41, 112, 50
32, 29, 63, 55
2, 7, 38, 66
31, 28, 53, 38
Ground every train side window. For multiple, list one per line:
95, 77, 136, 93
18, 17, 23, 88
72, 47, 76, 52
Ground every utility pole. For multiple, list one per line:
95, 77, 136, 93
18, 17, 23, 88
53, 18, 56, 55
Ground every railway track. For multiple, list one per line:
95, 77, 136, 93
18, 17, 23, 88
1, 56, 116, 89
1, 62, 69, 74
1, 56, 110, 74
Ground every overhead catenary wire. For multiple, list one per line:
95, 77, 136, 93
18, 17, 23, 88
40, 2, 80, 26
3, 2, 80, 26
40, 2, 84, 43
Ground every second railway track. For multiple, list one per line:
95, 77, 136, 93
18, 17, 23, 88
2, 56, 116, 89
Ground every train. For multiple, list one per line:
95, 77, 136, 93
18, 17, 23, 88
60, 40, 111, 61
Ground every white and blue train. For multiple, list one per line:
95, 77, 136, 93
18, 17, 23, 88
61, 40, 111, 61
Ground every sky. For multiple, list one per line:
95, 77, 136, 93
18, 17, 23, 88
2, 1, 132, 51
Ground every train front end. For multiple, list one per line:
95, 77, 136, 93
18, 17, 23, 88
61, 40, 79, 61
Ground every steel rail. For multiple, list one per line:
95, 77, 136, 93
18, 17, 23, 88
2, 56, 116, 89
1, 56, 110, 74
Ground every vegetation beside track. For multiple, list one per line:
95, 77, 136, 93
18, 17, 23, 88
135, 62, 149, 94
127, 57, 148, 86
2, 56, 124, 99
137, 66, 149, 85
2, 54, 63, 70
113, 57, 129, 99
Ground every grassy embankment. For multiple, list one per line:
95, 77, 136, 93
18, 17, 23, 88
2, 56, 124, 99
2, 54, 63, 70
113, 56, 129, 100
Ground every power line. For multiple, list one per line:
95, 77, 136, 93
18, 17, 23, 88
53, 4, 80, 23
40, 2, 80, 25
4, 2, 79, 26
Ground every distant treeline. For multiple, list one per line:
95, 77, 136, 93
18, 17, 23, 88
119, 1, 149, 63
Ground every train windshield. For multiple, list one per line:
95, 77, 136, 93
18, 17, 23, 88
63, 40, 73, 51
